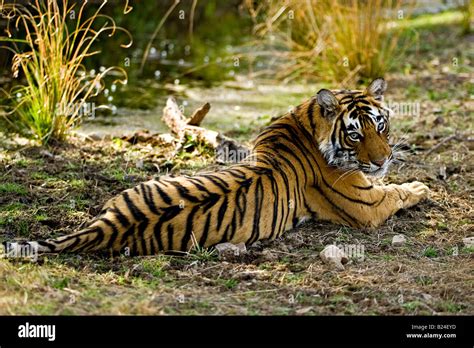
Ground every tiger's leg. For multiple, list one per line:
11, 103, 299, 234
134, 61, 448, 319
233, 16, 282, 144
308, 178, 430, 229
350, 181, 430, 228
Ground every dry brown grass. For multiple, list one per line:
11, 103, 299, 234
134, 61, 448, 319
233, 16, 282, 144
245, 0, 411, 84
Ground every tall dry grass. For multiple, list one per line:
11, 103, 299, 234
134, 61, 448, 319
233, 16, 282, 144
462, 0, 473, 34
0, 0, 131, 144
245, 0, 411, 84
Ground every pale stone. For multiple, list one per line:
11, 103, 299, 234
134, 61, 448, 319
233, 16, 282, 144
215, 242, 246, 260
462, 237, 474, 248
392, 234, 407, 247
320, 245, 348, 271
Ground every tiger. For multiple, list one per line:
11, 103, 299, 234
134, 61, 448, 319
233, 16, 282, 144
4, 78, 430, 256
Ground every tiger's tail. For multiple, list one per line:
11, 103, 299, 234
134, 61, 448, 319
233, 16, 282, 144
2, 212, 122, 257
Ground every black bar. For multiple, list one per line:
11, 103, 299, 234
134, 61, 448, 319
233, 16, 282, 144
0, 316, 471, 346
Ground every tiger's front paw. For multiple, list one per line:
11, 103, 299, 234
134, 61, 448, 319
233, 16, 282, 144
400, 181, 430, 208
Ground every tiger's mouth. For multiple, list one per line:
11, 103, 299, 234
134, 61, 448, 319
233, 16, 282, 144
362, 165, 388, 177
358, 157, 392, 177
321, 146, 392, 177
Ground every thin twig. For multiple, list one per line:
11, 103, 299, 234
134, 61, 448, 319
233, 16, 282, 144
424, 134, 459, 157
139, 0, 180, 74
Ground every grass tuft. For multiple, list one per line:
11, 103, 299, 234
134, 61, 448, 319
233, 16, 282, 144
0, 182, 27, 195
0, 0, 131, 144
245, 0, 413, 83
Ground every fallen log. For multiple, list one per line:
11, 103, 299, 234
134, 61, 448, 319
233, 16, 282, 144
161, 97, 249, 163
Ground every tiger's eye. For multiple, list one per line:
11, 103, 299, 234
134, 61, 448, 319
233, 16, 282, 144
377, 123, 385, 132
348, 133, 361, 141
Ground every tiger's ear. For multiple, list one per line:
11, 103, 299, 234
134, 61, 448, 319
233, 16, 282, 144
316, 89, 339, 119
366, 78, 387, 101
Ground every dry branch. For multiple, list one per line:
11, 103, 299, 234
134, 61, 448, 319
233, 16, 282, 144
188, 102, 211, 126
161, 97, 188, 137
161, 97, 247, 159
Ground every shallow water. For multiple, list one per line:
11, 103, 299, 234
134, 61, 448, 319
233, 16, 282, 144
77, 81, 321, 140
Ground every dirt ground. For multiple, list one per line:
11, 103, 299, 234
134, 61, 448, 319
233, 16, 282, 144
0, 21, 472, 315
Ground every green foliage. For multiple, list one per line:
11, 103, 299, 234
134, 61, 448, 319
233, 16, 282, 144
0, 183, 27, 195
177, 133, 215, 160
423, 247, 438, 258
141, 258, 167, 278
0, 0, 129, 144
461, 1, 473, 34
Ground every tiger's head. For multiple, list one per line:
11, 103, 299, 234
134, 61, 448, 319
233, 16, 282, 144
316, 78, 393, 176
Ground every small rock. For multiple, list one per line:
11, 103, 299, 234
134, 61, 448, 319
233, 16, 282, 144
157, 133, 176, 144
86, 133, 103, 141
124, 174, 138, 182
462, 237, 474, 248
320, 245, 348, 271
433, 115, 444, 125
392, 234, 407, 247
39, 149, 63, 161
39, 149, 54, 158
253, 249, 278, 264
250, 241, 261, 248
295, 306, 313, 315
438, 166, 447, 180
215, 242, 246, 261
135, 159, 144, 169
422, 293, 433, 302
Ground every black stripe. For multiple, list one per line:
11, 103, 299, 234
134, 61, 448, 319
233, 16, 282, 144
216, 196, 228, 231
199, 212, 211, 247
306, 98, 317, 134
201, 173, 230, 189
123, 191, 147, 221
218, 224, 231, 244
167, 224, 174, 251
187, 177, 212, 195
248, 177, 263, 244
311, 183, 358, 226
38, 240, 56, 252
153, 205, 182, 251
136, 219, 149, 255
110, 207, 130, 228
142, 184, 159, 215
81, 227, 105, 252
170, 181, 201, 203
153, 182, 172, 205
180, 205, 201, 251
101, 217, 119, 249
63, 236, 81, 252
269, 143, 304, 225
353, 184, 374, 190
202, 193, 221, 213
227, 209, 238, 242
267, 173, 280, 240
148, 229, 156, 255
201, 174, 230, 193
120, 225, 136, 248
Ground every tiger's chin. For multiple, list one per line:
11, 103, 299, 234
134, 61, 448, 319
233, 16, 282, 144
363, 167, 388, 177
360, 163, 390, 177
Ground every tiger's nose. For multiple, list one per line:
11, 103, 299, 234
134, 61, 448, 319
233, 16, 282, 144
372, 158, 386, 167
